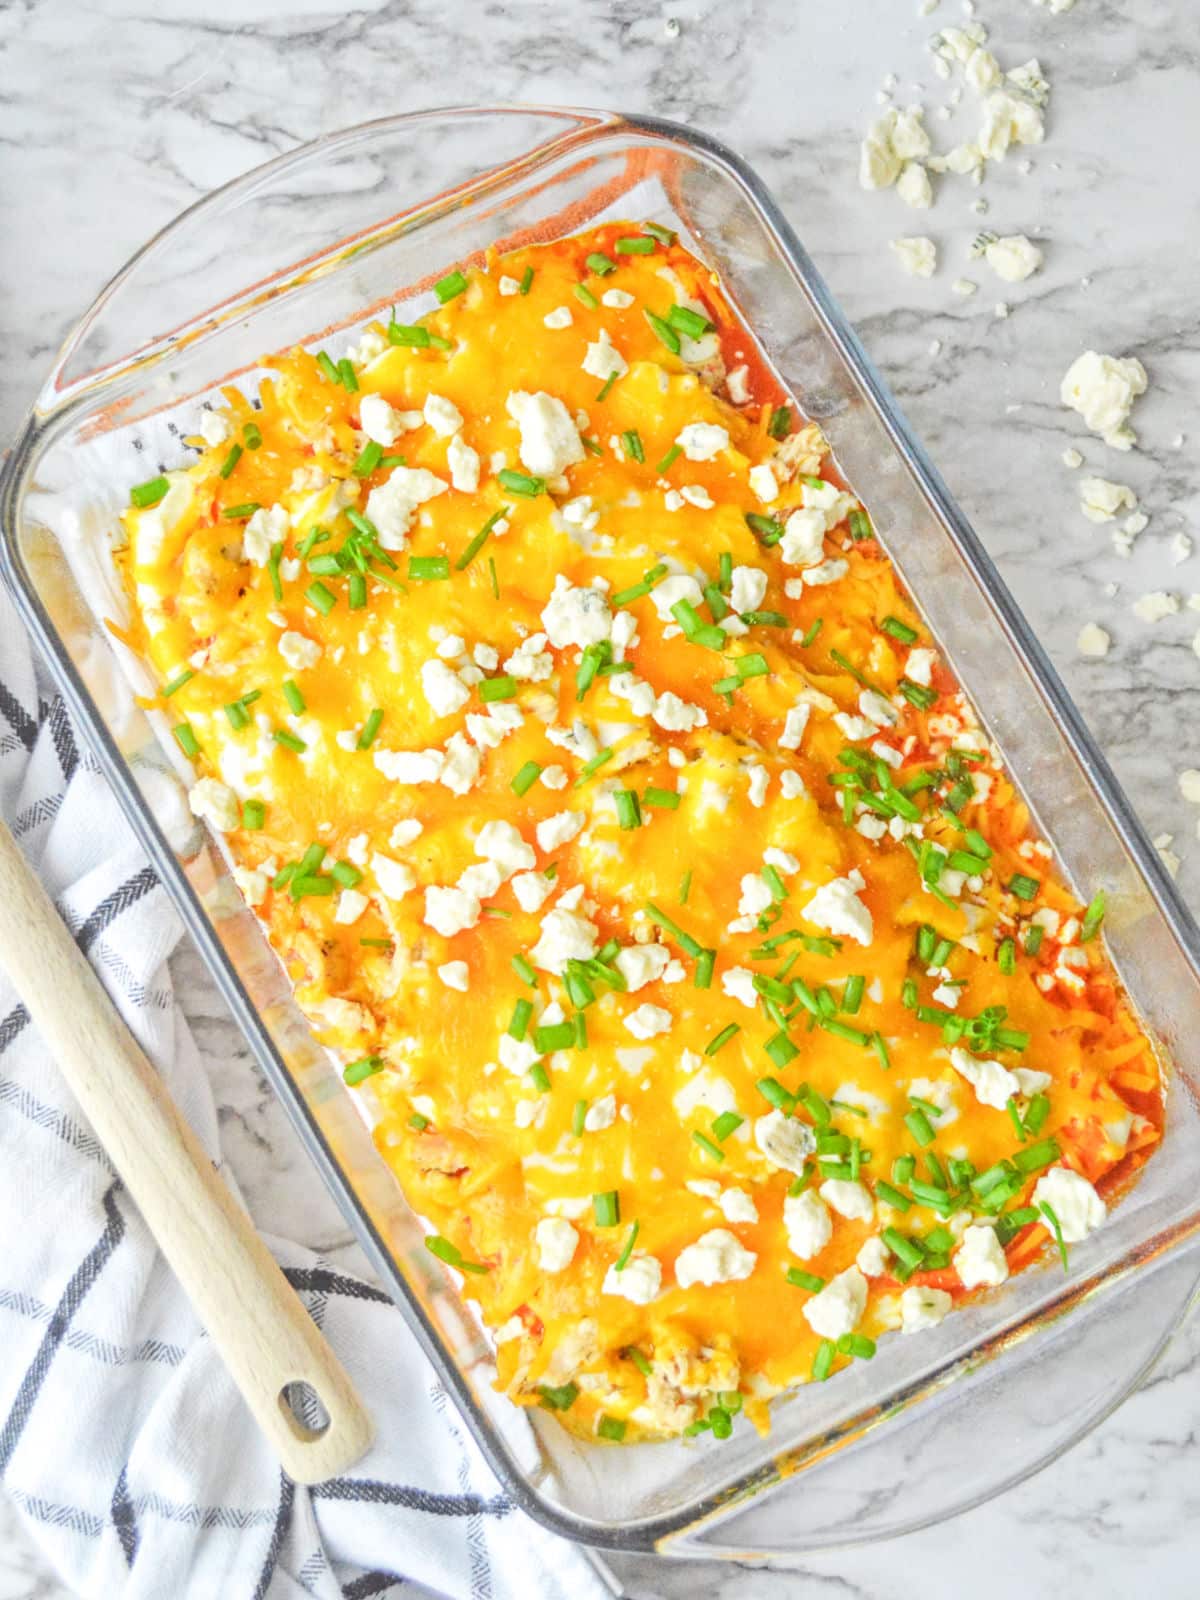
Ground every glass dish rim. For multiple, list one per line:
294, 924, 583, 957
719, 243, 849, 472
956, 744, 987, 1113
3, 102, 1199, 1553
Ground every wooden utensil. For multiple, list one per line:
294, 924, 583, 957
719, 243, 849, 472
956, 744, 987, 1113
0, 817, 374, 1484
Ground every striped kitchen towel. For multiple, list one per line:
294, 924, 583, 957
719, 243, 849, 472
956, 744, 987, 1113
0, 584, 611, 1599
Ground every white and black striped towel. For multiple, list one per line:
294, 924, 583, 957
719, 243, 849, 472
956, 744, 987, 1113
0, 583, 610, 1599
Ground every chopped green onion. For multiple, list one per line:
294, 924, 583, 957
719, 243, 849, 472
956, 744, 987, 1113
711, 1111, 744, 1142
656, 443, 682, 473
643, 221, 676, 245
1024, 1093, 1051, 1136
874, 1179, 912, 1212
480, 674, 518, 703
173, 723, 200, 758
596, 1414, 627, 1442
838, 1333, 877, 1360
1024, 924, 1045, 956
586, 251, 617, 276
705, 1023, 740, 1056
764, 1032, 799, 1069
767, 405, 791, 440
387, 322, 431, 348
241, 799, 265, 830
305, 581, 336, 615
573, 283, 598, 309
529, 1063, 552, 1094
904, 1106, 937, 1147
282, 679, 305, 715
1080, 891, 1106, 942
221, 501, 260, 520
1008, 873, 1040, 902
812, 1340, 835, 1382
343, 1055, 384, 1086
408, 555, 450, 582
644, 310, 680, 353
998, 937, 1016, 976
518, 266, 534, 295
317, 350, 341, 381
331, 860, 362, 889
435, 269, 468, 303
130, 475, 169, 508
800, 618, 823, 648
512, 953, 537, 986
898, 677, 938, 710
644, 902, 703, 958
621, 429, 645, 463
643, 785, 679, 810
756, 1076, 796, 1112
456, 506, 508, 572
614, 789, 642, 831
218, 443, 243, 479
1012, 1138, 1060, 1175
616, 235, 657, 254
352, 440, 383, 477
692, 1130, 725, 1162
881, 614, 918, 645
842, 975, 865, 1014
408, 1112, 429, 1131
538, 1381, 579, 1411
162, 669, 194, 698
1038, 1199, 1070, 1271
694, 949, 716, 989
666, 303, 712, 339
242, 420, 262, 450
511, 760, 541, 796
273, 729, 307, 753
337, 359, 358, 392
593, 1190, 620, 1228
745, 511, 784, 547
848, 509, 873, 542
786, 1267, 825, 1292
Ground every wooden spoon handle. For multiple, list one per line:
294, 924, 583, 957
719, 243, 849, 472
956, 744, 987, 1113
0, 819, 374, 1483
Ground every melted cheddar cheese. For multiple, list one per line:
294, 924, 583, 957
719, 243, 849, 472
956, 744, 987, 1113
119, 223, 1163, 1445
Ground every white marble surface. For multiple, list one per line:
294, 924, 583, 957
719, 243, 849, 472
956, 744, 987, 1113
2, 0, 1200, 1593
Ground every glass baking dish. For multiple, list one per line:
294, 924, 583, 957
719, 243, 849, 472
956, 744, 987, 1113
3, 106, 1200, 1560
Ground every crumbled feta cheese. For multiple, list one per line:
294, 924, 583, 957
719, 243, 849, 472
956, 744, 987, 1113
652, 691, 705, 733
389, 819, 423, 848
534, 1217, 579, 1273
188, 778, 241, 833
780, 508, 827, 568
802, 1267, 868, 1340
511, 871, 555, 913
624, 1003, 672, 1041
904, 647, 936, 685
1080, 477, 1137, 523
615, 944, 671, 992
278, 630, 322, 671
531, 907, 598, 974
952, 277, 978, 297
243, 503, 289, 565
1132, 591, 1179, 623
857, 1235, 891, 1277
540, 575, 613, 649
1076, 622, 1111, 658
726, 364, 751, 405
819, 1179, 875, 1223
374, 747, 444, 784
675, 1228, 756, 1288
601, 287, 635, 309
745, 764, 769, 808
784, 1189, 833, 1259
1032, 1166, 1106, 1241
475, 819, 536, 879
779, 702, 812, 751
424, 883, 481, 937
954, 1223, 1009, 1288
365, 467, 448, 550
1060, 351, 1148, 451
676, 422, 730, 461
721, 966, 759, 1009
729, 565, 768, 614
948, 1045, 1020, 1111
372, 852, 416, 901
199, 409, 231, 447
420, 658, 471, 718
359, 393, 406, 447
890, 236, 937, 278
437, 960, 469, 992
581, 328, 628, 381
506, 390, 586, 477
603, 1253, 661, 1304
804, 870, 873, 946
897, 161, 933, 208
543, 306, 574, 330
439, 732, 482, 795
498, 275, 521, 296
718, 1188, 759, 1225
584, 1094, 618, 1132
803, 558, 849, 586
756, 1111, 817, 1175
1062, 447, 1083, 469
536, 810, 585, 853
900, 1284, 953, 1332
749, 463, 779, 503
447, 433, 481, 493
498, 1033, 539, 1076
984, 234, 1043, 282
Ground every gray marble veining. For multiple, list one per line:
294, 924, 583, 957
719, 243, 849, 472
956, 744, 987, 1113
2, 0, 1199, 1593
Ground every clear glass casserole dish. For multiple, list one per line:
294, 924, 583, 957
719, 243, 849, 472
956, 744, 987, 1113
2, 106, 1199, 1561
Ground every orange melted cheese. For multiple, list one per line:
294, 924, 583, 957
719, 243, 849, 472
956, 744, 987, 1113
120, 223, 1163, 1444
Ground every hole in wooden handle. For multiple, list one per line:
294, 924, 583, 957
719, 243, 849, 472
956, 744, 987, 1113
278, 1379, 332, 1442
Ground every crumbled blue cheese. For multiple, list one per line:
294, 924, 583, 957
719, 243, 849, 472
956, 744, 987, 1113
675, 1229, 757, 1287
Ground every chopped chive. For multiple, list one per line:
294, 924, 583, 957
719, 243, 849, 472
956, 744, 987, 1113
692, 1130, 725, 1162
497, 468, 545, 498
768, 405, 791, 440
881, 615, 918, 645
577, 748, 614, 783
337, 358, 358, 392
221, 501, 260, 520
735, 653, 769, 679
317, 350, 341, 381
1024, 924, 1045, 956
508, 998, 533, 1042
273, 729, 307, 753
456, 506, 508, 572
519, 265, 534, 295
1039, 1200, 1070, 1271
282, 679, 305, 715
130, 475, 169, 508
435, 269, 468, 303
800, 617, 824, 648
848, 509, 873, 542
904, 1106, 937, 1147
1008, 873, 1040, 902
621, 428, 645, 463
998, 937, 1016, 975
898, 677, 938, 710
756, 1075, 796, 1112
1024, 1093, 1051, 1136
881, 1228, 925, 1271
643, 221, 676, 245
586, 251, 617, 276
529, 1062, 552, 1094
343, 1055, 384, 1086
838, 1333, 877, 1360
573, 283, 598, 309
173, 723, 200, 758
644, 310, 680, 353
218, 443, 243, 479
592, 1190, 620, 1227
711, 1111, 744, 1142
616, 235, 657, 254
240, 798, 265, 830
812, 1340, 836, 1382
512, 953, 537, 986
357, 708, 383, 750
842, 974, 865, 1014
242, 420, 262, 450
572, 1097, 588, 1136
786, 1267, 826, 1292
740, 610, 788, 628
678, 869, 692, 904
874, 1179, 912, 1212
305, 581, 336, 615
694, 949, 716, 989
331, 860, 363, 889
479, 675, 518, 703
408, 555, 450, 582
644, 901, 703, 958
595, 370, 618, 402
705, 1023, 740, 1055
224, 698, 250, 731
1012, 1138, 1060, 1175
666, 303, 713, 339
346, 571, 367, 609
764, 1031, 799, 1069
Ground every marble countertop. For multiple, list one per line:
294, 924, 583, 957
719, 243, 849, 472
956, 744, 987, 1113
2, 0, 1199, 1593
